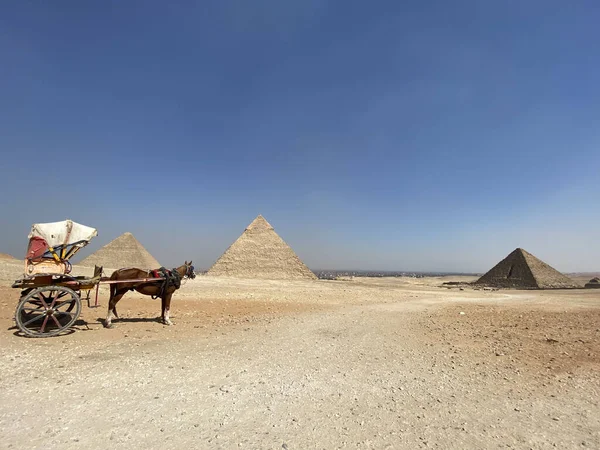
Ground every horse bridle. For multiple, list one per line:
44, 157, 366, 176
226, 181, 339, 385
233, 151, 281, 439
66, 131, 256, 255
185, 263, 196, 279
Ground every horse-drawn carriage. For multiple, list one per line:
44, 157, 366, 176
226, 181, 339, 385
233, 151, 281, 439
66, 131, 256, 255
11, 220, 194, 337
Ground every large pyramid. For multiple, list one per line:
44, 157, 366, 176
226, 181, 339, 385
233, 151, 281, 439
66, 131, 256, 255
79, 232, 160, 269
474, 248, 578, 289
207, 215, 317, 280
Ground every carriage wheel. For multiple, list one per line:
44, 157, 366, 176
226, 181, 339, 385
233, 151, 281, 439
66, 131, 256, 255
19, 287, 77, 315
15, 286, 81, 338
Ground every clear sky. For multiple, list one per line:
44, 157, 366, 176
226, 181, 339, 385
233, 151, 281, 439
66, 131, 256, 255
1, 1, 599, 273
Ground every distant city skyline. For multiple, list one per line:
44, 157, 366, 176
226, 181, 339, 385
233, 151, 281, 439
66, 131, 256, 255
1, 1, 598, 272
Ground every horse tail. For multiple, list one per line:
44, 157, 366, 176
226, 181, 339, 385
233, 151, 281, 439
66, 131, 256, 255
108, 271, 121, 318
109, 270, 119, 302
109, 281, 116, 301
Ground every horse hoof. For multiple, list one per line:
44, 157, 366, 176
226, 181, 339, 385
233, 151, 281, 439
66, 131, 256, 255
163, 320, 173, 326
104, 322, 113, 329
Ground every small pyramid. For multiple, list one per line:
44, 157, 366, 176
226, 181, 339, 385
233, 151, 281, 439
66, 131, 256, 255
474, 248, 578, 289
79, 232, 160, 269
585, 277, 600, 289
0, 253, 16, 260
207, 215, 317, 280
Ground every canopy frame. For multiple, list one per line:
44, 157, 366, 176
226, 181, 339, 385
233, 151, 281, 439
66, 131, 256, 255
25, 220, 98, 275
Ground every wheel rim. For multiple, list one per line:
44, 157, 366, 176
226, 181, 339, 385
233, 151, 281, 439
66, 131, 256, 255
16, 286, 81, 337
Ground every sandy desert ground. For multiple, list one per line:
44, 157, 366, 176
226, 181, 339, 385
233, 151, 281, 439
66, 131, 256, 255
0, 262, 599, 449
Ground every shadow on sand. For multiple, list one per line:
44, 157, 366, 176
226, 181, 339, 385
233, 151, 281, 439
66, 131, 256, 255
9, 318, 91, 338
94, 316, 165, 325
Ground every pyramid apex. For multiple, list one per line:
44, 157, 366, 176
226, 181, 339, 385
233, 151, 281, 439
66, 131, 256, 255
515, 247, 536, 257
246, 215, 274, 231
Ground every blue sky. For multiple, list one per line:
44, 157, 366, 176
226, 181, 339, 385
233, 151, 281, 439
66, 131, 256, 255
1, 1, 599, 272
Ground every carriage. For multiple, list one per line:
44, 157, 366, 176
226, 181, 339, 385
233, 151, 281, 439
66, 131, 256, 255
11, 220, 171, 337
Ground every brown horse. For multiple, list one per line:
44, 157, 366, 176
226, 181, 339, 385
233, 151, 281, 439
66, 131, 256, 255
104, 261, 195, 328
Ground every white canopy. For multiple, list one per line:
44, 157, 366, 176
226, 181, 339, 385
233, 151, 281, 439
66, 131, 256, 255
28, 220, 98, 247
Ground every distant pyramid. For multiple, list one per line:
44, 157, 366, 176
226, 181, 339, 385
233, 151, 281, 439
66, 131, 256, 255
0, 253, 17, 260
207, 215, 317, 280
585, 277, 600, 289
79, 232, 160, 269
474, 248, 578, 289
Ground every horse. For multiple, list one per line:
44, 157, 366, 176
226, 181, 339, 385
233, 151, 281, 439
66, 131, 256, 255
104, 261, 195, 328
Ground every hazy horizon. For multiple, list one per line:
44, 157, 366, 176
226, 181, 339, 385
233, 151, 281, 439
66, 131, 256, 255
1, 2, 599, 273
2, 211, 597, 275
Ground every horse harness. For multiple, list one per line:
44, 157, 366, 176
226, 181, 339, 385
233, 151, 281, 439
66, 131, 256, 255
149, 267, 182, 300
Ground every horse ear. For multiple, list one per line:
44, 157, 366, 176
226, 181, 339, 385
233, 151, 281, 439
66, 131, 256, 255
184, 260, 188, 265
189, 260, 193, 265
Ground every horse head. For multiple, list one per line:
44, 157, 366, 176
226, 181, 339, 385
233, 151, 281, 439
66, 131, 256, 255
183, 260, 196, 279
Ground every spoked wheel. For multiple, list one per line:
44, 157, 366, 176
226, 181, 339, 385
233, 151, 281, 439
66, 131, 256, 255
15, 286, 81, 337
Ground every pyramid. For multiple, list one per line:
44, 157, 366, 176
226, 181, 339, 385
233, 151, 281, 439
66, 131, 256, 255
0, 253, 16, 260
79, 232, 160, 269
585, 277, 600, 289
207, 215, 317, 280
474, 248, 578, 289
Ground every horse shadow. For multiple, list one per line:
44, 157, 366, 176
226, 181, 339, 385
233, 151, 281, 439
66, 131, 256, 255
94, 317, 165, 325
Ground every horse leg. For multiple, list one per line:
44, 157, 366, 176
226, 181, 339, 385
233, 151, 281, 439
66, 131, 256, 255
161, 292, 173, 326
105, 289, 126, 328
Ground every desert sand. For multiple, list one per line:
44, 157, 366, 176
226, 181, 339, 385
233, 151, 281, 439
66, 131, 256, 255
1, 264, 599, 449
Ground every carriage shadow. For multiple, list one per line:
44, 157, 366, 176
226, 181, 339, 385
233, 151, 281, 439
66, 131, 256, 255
9, 318, 91, 338
8, 316, 167, 337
